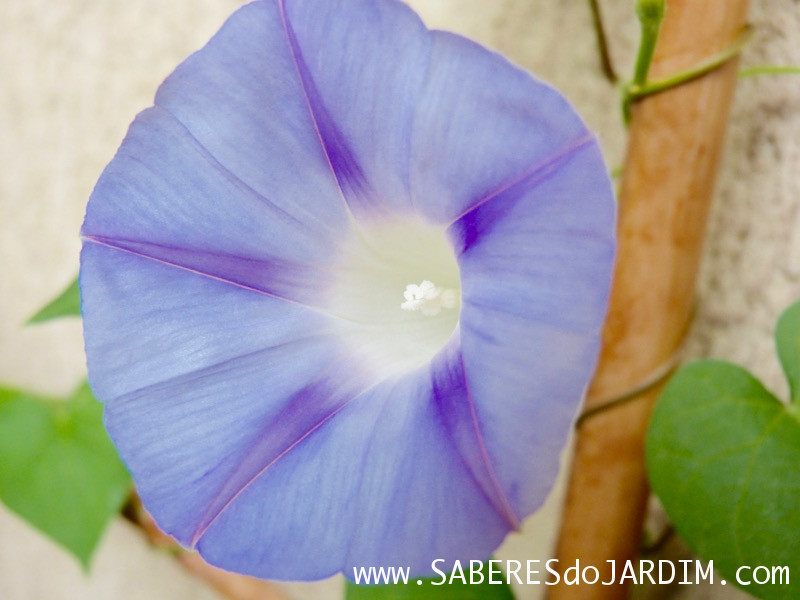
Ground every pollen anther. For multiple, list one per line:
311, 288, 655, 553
401, 280, 457, 317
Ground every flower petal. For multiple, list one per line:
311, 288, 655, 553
82, 244, 376, 546
82, 243, 507, 576
152, 0, 351, 231
276, 0, 590, 227
79, 0, 618, 582
279, 0, 432, 218
81, 107, 340, 306
86, 241, 509, 577
450, 141, 616, 518
195, 365, 509, 580
410, 31, 591, 225
80, 243, 348, 403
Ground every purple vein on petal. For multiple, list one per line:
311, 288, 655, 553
111, 335, 326, 404
341, 375, 403, 563
81, 235, 349, 322
459, 356, 521, 531
149, 105, 319, 232
278, 0, 375, 218
188, 399, 349, 547
446, 133, 596, 228
188, 370, 387, 547
465, 296, 596, 336
432, 341, 521, 531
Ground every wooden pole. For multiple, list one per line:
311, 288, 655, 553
550, 1, 750, 598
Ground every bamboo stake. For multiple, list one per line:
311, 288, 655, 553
550, 1, 750, 598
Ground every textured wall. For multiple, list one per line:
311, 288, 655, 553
1, 1, 797, 599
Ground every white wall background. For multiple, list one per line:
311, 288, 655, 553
1, 1, 797, 598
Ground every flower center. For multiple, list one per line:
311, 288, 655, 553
400, 280, 457, 316
327, 219, 461, 379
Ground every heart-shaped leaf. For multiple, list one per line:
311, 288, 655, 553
27, 276, 81, 324
647, 301, 800, 599
0, 382, 131, 569
776, 300, 800, 405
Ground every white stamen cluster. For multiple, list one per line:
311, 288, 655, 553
329, 219, 460, 377
401, 280, 457, 317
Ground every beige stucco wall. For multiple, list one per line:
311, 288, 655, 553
1, 1, 797, 598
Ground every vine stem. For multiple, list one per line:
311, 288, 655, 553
629, 26, 752, 101
631, 0, 665, 88
739, 64, 800, 77
587, 0, 618, 83
549, 1, 750, 598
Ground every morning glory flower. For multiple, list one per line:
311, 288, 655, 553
79, 0, 615, 581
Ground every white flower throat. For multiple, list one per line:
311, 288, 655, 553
327, 218, 461, 378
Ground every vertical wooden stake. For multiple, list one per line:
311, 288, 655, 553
550, 1, 749, 598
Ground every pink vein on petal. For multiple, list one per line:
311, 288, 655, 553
460, 353, 522, 531
187, 375, 388, 547
447, 132, 596, 227
81, 234, 350, 323
277, 0, 359, 221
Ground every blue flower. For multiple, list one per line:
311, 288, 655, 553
79, 0, 615, 581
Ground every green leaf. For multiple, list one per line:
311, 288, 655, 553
0, 382, 131, 569
776, 300, 800, 404
28, 276, 80, 324
647, 360, 800, 599
345, 561, 516, 600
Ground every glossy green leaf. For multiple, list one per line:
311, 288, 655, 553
0, 382, 130, 569
776, 300, 800, 404
346, 560, 516, 600
647, 360, 800, 599
28, 276, 80, 324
